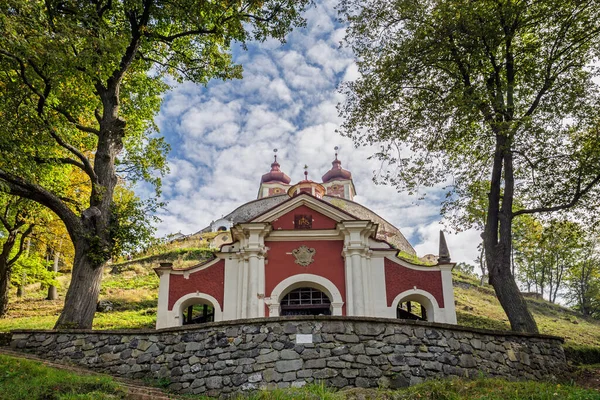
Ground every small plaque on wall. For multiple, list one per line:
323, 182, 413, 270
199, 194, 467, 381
296, 334, 313, 344
294, 214, 312, 229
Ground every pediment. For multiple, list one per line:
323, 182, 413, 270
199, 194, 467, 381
250, 193, 358, 226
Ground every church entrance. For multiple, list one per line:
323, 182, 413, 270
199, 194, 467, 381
280, 287, 332, 316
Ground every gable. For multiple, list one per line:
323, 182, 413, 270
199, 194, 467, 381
271, 204, 338, 230
251, 193, 358, 225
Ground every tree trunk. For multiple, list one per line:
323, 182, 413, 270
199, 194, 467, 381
484, 133, 538, 333
54, 242, 104, 329
0, 231, 17, 316
47, 249, 60, 300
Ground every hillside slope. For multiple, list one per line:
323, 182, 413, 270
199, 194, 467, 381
1, 250, 599, 348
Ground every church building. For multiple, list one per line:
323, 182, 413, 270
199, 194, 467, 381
155, 153, 457, 329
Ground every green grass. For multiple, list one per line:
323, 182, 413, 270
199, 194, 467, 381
0, 354, 125, 399
453, 276, 600, 346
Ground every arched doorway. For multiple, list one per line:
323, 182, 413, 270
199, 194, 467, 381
180, 298, 216, 325
280, 287, 332, 316
397, 300, 427, 321
391, 290, 438, 322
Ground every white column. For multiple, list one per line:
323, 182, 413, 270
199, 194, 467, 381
155, 270, 171, 329
369, 255, 389, 318
257, 253, 266, 317
440, 267, 457, 324
223, 257, 239, 321
351, 252, 365, 315
240, 255, 249, 319
361, 250, 373, 315
247, 252, 259, 317
344, 251, 354, 315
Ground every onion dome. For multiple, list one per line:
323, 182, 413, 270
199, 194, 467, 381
322, 153, 352, 183
261, 154, 291, 184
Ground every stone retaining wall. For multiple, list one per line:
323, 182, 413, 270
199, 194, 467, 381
9, 316, 566, 397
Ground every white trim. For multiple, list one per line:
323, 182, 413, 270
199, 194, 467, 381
266, 230, 342, 240
155, 270, 171, 329
389, 289, 440, 322
172, 292, 223, 324
168, 258, 222, 275
440, 269, 458, 324
265, 274, 344, 316
385, 256, 446, 272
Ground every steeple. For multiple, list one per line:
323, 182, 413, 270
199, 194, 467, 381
322, 147, 352, 183
321, 147, 356, 200
438, 231, 451, 264
257, 149, 292, 199
261, 149, 291, 184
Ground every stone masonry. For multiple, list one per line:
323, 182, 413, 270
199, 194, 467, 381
9, 316, 566, 397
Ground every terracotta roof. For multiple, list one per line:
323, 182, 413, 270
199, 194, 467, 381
322, 154, 352, 183
261, 156, 291, 184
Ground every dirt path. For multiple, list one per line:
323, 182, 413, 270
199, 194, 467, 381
576, 366, 600, 392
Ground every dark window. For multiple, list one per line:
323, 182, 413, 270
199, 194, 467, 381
280, 287, 331, 316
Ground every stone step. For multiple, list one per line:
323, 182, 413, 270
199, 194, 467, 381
0, 347, 185, 399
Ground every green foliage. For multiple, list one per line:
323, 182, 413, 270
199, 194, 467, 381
453, 263, 476, 277
339, 0, 600, 333
0, 354, 125, 399
10, 253, 57, 288
109, 186, 160, 259
396, 251, 435, 266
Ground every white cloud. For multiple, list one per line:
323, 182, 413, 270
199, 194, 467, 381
150, 0, 479, 265
413, 221, 482, 265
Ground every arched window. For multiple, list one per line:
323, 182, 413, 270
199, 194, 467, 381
397, 300, 427, 321
217, 226, 227, 232
182, 300, 215, 325
280, 287, 331, 316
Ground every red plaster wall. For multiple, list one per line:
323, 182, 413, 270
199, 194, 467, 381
265, 240, 346, 315
271, 205, 337, 230
168, 260, 225, 311
384, 258, 445, 308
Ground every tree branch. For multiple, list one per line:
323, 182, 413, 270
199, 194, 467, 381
0, 169, 82, 242
46, 125, 98, 184
513, 172, 600, 217
51, 105, 100, 135
8, 224, 35, 267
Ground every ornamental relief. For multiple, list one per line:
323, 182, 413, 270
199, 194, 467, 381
292, 245, 316, 267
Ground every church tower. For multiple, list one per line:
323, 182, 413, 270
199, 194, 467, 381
257, 150, 291, 199
321, 148, 356, 200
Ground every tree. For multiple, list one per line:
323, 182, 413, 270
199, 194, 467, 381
340, 0, 600, 332
0, 0, 310, 329
566, 233, 600, 317
0, 195, 35, 316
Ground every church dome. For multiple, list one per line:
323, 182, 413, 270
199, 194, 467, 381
322, 154, 352, 183
261, 155, 291, 184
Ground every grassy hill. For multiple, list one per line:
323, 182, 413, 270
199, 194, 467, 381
1, 248, 599, 351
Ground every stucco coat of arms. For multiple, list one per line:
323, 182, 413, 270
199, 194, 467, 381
292, 245, 316, 266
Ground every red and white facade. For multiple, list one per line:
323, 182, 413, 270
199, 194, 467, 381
155, 156, 457, 329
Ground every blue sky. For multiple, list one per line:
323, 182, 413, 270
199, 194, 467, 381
150, 0, 481, 264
